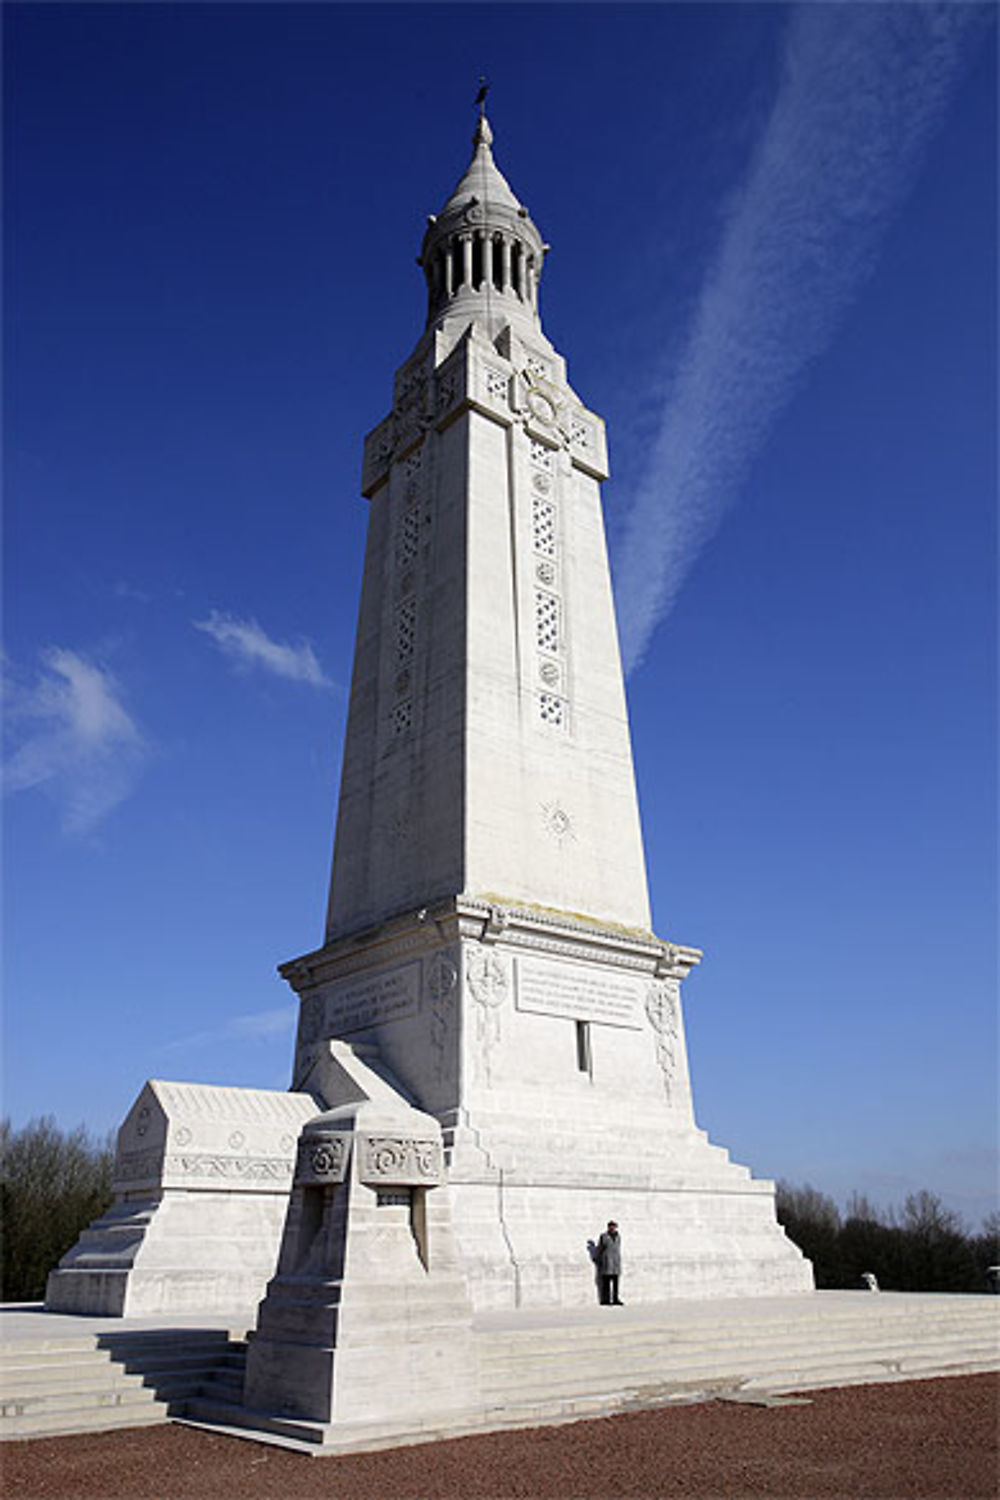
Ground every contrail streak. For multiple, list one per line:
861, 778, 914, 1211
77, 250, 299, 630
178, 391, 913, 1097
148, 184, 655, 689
614, 2, 990, 674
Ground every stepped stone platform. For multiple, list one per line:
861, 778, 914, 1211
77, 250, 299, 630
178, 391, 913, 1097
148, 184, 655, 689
0, 1305, 249, 1440
3, 1292, 997, 1450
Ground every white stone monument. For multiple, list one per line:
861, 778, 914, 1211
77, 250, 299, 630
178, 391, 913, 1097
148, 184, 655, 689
281, 105, 813, 1310
47, 103, 811, 1333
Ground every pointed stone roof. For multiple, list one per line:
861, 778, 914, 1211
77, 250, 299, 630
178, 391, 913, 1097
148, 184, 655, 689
437, 111, 524, 218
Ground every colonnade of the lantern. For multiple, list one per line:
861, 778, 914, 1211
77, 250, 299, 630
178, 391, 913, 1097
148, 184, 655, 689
424, 228, 539, 317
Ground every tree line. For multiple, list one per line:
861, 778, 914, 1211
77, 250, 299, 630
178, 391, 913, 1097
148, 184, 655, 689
2, 1119, 997, 1302
2, 1116, 114, 1302
776, 1181, 999, 1293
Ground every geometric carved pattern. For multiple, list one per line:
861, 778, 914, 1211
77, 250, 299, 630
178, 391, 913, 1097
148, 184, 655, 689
403, 446, 423, 479
532, 497, 556, 556
535, 591, 560, 654
569, 416, 591, 450
396, 508, 420, 568
485, 367, 508, 401
391, 699, 413, 735
525, 352, 549, 383
395, 594, 416, 663
530, 438, 554, 472
538, 691, 566, 728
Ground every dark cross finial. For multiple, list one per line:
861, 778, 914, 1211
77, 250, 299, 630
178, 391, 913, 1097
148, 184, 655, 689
475, 77, 489, 111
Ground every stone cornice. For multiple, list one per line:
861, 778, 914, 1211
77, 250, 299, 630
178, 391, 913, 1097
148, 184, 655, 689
280, 895, 701, 995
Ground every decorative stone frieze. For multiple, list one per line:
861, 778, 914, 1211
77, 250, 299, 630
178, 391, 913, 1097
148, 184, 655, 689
357, 1133, 444, 1185
295, 1131, 350, 1185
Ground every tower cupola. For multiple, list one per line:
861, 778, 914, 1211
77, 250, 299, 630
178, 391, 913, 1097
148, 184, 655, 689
419, 108, 547, 332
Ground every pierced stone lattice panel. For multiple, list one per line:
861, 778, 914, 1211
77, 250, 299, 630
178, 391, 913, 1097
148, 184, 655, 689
485, 368, 509, 401
396, 508, 421, 568
532, 497, 556, 557
535, 592, 560, 654
395, 595, 416, 664
569, 416, 592, 451
391, 699, 413, 735
538, 692, 566, 728
530, 439, 554, 473
403, 447, 423, 479
525, 353, 550, 383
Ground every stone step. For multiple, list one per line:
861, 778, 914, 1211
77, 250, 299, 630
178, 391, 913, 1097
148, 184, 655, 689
479, 1336, 1000, 1402
479, 1311, 999, 1358
2, 1397, 177, 1440
478, 1313, 999, 1365
0, 1331, 236, 1366
2, 1371, 219, 1418
0, 1332, 248, 1441
1, 1352, 246, 1401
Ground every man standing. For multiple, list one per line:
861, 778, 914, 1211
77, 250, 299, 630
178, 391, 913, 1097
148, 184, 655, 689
595, 1221, 623, 1305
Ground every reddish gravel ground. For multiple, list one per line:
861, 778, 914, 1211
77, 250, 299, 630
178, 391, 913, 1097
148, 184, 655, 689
3, 1374, 997, 1500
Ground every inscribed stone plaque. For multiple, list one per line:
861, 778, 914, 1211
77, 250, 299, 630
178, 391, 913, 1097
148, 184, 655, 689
323, 962, 421, 1035
514, 957, 643, 1029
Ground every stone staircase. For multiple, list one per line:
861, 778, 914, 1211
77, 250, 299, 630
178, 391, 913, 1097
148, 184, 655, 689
0, 1324, 247, 1439
473, 1293, 1000, 1429
4, 1294, 997, 1447
185, 1292, 1000, 1451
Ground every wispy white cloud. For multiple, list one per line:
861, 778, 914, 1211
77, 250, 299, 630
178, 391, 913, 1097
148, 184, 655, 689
3, 648, 149, 833
193, 610, 331, 687
614, 3, 988, 673
163, 1003, 297, 1054
114, 581, 152, 604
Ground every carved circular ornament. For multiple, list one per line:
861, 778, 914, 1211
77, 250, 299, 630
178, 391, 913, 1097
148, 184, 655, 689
527, 386, 558, 426
532, 472, 552, 495
541, 800, 575, 841
309, 1141, 342, 1176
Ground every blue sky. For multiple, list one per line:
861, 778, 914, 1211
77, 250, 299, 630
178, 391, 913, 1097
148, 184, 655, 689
4, 4, 996, 1227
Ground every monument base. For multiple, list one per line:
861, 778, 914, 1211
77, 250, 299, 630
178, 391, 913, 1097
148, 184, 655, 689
283, 899, 814, 1314
46, 1081, 319, 1319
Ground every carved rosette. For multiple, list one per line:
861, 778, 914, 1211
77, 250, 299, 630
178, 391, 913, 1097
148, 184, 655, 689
294, 1131, 350, 1186
645, 979, 680, 1100
357, 1134, 444, 1186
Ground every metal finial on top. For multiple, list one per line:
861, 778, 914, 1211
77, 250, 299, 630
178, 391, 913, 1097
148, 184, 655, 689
472, 78, 493, 149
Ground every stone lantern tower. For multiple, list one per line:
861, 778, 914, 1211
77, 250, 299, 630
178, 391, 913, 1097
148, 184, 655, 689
281, 106, 812, 1310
